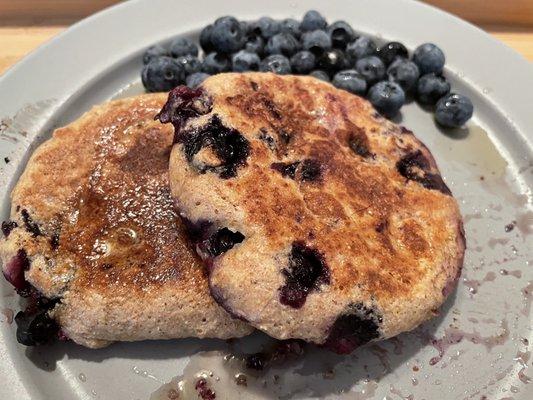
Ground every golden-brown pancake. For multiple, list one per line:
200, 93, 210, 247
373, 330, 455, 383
161, 72, 465, 353
0, 94, 252, 348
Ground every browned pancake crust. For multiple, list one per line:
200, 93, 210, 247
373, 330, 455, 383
166, 73, 465, 348
0, 94, 252, 347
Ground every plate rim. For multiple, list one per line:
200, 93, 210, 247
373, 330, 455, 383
0, 0, 532, 399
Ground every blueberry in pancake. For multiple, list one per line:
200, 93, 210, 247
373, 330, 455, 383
160, 72, 465, 354
0, 94, 252, 348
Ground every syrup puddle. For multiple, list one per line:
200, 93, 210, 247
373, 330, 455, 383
149, 349, 381, 400
150, 351, 269, 400
432, 125, 508, 178
520, 281, 533, 317
514, 350, 532, 384
462, 271, 497, 295
424, 320, 510, 365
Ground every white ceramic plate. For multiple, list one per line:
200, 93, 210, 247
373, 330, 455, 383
0, 0, 532, 399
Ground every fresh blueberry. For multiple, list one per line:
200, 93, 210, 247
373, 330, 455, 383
387, 58, 420, 92
259, 54, 291, 74
346, 36, 377, 63
202, 52, 231, 74
301, 10, 327, 32
175, 55, 201, 75
416, 73, 450, 105
310, 70, 330, 82
327, 20, 356, 49
243, 33, 265, 55
376, 42, 408, 66
317, 49, 348, 75
251, 17, 281, 39
200, 24, 214, 53
265, 33, 300, 57
435, 93, 473, 128
232, 50, 261, 72
332, 70, 367, 95
413, 43, 445, 74
302, 30, 332, 56
186, 72, 210, 88
240, 20, 252, 35
141, 56, 184, 92
211, 16, 245, 53
143, 44, 168, 65
368, 81, 406, 118
355, 56, 386, 85
280, 18, 302, 38
290, 50, 316, 74
169, 37, 198, 58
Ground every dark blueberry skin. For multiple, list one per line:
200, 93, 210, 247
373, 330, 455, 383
387, 58, 420, 92
175, 55, 201, 76
396, 150, 451, 195
169, 37, 199, 58
435, 93, 474, 128
245, 353, 268, 370
265, 33, 300, 57
416, 73, 451, 105
280, 18, 302, 38
210, 16, 245, 54
186, 72, 210, 88
240, 20, 252, 35
301, 10, 328, 32
290, 51, 316, 74
251, 16, 281, 39
301, 30, 332, 56
316, 49, 348, 75
346, 36, 377, 63
413, 43, 445, 74
310, 70, 330, 82
232, 50, 261, 72
327, 20, 356, 49
15, 311, 59, 346
259, 55, 292, 75
377, 41, 408, 66
348, 130, 372, 158
279, 241, 330, 309
201, 52, 231, 74
199, 24, 214, 53
141, 56, 184, 92
323, 303, 381, 354
243, 33, 265, 56
332, 70, 367, 95
2, 220, 18, 237
21, 209, 41, 237
156, 85, 213, 132
355, 56, 386, 86
142, 44, 168, 65
180, 115, 250, 179
271, 159, 322, 182
368, 81, 406, 118
198, 228, 245, 258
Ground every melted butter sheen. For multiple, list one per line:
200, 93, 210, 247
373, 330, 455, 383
56, 101, 202, 291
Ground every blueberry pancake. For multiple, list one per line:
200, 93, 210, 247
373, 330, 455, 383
160, 73, 465, 354
0, 94, 252, 348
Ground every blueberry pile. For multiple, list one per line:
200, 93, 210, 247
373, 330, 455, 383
142, 10, 473, 128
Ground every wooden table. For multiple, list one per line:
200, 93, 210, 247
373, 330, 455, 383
0, 12, 533, 74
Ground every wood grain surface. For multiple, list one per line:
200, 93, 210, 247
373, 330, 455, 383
0, 1, 531, 75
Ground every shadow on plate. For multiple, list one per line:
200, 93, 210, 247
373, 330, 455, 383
23, 289, 458, 398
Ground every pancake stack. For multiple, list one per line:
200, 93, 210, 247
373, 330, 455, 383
1, 73, 464, 352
